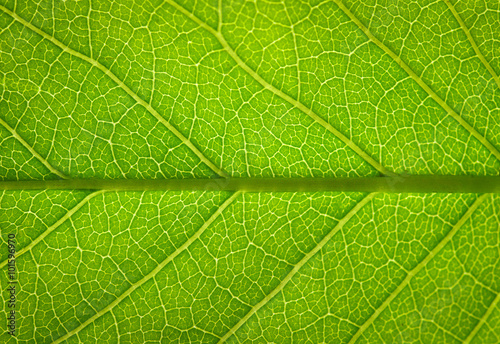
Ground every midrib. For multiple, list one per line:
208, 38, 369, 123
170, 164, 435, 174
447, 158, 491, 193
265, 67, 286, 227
1, 176, 499, 193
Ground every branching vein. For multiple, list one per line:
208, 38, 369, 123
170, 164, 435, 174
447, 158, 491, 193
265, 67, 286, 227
463, 290, 500, 344
333, 0, 500, 163
0, 190, 104, 269
0, 4, 228, 178
217, 192, 377, 343
0, 117, 68, 179
50, 191, 241, 344
347, 193, 489, 344
443, 0, 500, 89
164, 0, 397, 178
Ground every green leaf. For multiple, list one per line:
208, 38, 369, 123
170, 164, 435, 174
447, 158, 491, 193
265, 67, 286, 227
1, 0, 499, 343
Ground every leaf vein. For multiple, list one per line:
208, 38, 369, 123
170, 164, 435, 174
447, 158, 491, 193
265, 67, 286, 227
347, 193, 489, 344
0, 117, 68, 179
443, 0, 500, 89
163, 0, 397, 178
463, 290, 500, 344
50, 191, 241, 344
0, 190, 104, 269
217, 192, 378, 343
0, 4, 228, 178
333, 0, 500, 162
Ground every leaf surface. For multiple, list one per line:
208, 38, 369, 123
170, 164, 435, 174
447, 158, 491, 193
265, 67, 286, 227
0, 0, 499, 343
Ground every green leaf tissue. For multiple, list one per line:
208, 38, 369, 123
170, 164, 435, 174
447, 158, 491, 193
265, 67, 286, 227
0, 0, 499, 343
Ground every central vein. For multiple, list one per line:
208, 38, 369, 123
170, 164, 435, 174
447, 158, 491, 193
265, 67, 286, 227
0, 176, 498, 193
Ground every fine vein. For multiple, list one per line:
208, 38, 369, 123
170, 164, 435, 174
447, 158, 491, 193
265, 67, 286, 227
0, 4, 228, 178
443, 0, 500, 89
463, 291, 500, 344
347, 193, 489, 344
51, 191, 241, 344
333, 0, 500, 162
217, 192, 377, 343
0, 190, 104, 269
164, 0, 397, 178
0, 117, 68, 179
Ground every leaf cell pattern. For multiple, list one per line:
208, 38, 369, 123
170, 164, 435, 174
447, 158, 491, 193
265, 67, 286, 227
0, 0, 499, 343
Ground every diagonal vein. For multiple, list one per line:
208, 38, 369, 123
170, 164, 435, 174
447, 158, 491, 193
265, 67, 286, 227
463, 290, 500, 344
0, 4, 228, 178
51, 191, 241, 344
333, 0, 500, 163
217, 192, 377, 344
443, 0, 500, 89
347, 193, 489, 344
0, 117, 68, 179
0, 190, 104, 269
164, 0, 397, 178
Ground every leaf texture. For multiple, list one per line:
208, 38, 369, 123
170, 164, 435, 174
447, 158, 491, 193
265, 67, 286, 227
0, 0, 499, 343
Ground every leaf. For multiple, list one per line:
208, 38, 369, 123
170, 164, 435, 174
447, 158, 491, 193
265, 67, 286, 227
0, 0, 499, 343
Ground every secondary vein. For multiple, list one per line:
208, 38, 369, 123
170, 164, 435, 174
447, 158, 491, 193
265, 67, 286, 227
443, 0, 500, 89
0, 4, 228, 179
333, 0, 500, 163
347, 193, 489, 344
164, 0, 397, 178
217, 192, 377, 343
50, 191, 241, 344
463, 290, 500, 344
0, 117, 68, 179
0, 190, 104, 269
